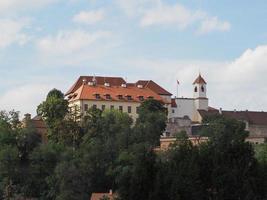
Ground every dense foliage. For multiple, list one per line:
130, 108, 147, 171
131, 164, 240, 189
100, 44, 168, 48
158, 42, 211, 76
0, 89, 266, 200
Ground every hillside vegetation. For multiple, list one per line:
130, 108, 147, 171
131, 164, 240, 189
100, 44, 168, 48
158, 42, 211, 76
0, 89, 266, 200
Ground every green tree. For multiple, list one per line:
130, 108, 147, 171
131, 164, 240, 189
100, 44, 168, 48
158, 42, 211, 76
133, 99, 167, 146
115, 144, 157, 200
25, 142, 64, 199
199, 115, 262, 200
37, 89, 68, 131
0, 146, 20, 199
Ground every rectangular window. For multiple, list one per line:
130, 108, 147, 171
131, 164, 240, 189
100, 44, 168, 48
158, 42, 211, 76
128, 106, 132, 113
102, 105, 105, 111
106, 94, 111, 100
110, 105, 114, 110
119, 106, 123, 112
84, 104, 88, 111
126, 95, 132, 100
95, 94, 100, 99
118, 95, 123, 100
136, 107, 140, 114
139, 96, 144, 101
92, 104, 97, 109
172, 109, 175, 113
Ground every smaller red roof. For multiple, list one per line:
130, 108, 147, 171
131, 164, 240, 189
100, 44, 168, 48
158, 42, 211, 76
90, 193, 117, 200
136, 80, 172, 96
193, 74, 207, 85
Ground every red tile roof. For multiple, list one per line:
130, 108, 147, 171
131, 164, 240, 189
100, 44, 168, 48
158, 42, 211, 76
66, 76, 172, 97
198, 109, 267, 126
90, 193, 116, 200
31, 115, 47, 129
69, 84, 170, 104
193, 74, 207, 85
136, 80, 172, 96
66, 76, 126, 95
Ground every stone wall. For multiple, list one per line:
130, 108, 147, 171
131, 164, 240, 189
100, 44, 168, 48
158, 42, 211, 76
165, 117, 192, 136
249, 124, 267, 137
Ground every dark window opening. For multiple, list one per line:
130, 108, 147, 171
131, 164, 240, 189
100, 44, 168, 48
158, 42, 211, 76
128, 106, 132, 113
201, 86, 205, 92
194, 86, 198, 92
102, 105, 105, 111
118, 95, 123, 100
119, 106, 123, 112
126, 95, 132, 100
84, 104, 88, 111
138, 96, 144, 101
95, 94, 101, 99
105, 94, 111, 100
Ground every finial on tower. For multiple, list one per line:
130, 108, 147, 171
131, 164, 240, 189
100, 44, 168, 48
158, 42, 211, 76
193, 73, 207, 85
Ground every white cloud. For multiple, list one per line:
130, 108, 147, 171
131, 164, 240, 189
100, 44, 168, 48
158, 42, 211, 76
37, 29, 111, 56
0, 84, 53, 116
116, 0, 231, 34
0, 18, 30, 48
118, 45, 267, 111
0, 0, 59, 13
115, 0, 156, 17
197, 17, 231, 34
140, 3, 205, 29
73, 10, 105, 25
36, 29, 115, 66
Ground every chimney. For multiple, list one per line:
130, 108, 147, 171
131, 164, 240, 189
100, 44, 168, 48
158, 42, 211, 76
104, 82, 110, 87
82, 78, 87, 85
219, 108, 222, 115
24, 113, 31, 121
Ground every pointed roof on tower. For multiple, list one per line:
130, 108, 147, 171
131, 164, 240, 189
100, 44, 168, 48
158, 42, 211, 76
193, 74, 207, 84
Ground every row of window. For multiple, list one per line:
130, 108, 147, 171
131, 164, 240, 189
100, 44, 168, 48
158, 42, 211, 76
94, 93, 151, 101
84, 104, 139, 114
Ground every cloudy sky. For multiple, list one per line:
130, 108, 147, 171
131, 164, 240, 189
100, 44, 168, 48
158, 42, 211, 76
0, 0, 267, 116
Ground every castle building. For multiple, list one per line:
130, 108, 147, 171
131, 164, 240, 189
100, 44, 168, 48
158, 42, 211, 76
65, 76, 172, 120
65, 74, 267, 144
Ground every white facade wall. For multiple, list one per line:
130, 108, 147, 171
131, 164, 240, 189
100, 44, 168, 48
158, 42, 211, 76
171, 98, 195, 119
69, 100, 141, 120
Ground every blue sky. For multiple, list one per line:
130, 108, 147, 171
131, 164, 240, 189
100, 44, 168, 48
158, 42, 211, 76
1, 0, 267, 115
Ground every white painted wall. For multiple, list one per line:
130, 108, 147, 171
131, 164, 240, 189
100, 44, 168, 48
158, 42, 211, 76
69, 99, 141, 120
170, 98, 195, 119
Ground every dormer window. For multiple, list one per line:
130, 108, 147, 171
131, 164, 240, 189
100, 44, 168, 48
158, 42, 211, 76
117, 95, 123, 100
105, 94, 111, 100
125, 95, 132, 100
138, 96, 144, 101
94, 93, 100, 99
194, 86, 198, 92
